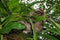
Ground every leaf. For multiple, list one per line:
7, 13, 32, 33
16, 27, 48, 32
46, 18, 60, 34
7, 0, 21, 13
2, 13, 23, 26
50, 19, 60, 28
48, 18, 60, 30
0, 22, 26, 34
1, 0, 11, 14
33, 15, 45, 22
44, 24, 60, 34
0, 1, 7, 17
41, 34, 58, 40
43, 21, 60, 34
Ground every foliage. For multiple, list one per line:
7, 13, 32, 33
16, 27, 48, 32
0, 0, 60, 40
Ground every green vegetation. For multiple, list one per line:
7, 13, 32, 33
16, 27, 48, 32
0, 0, 60, 40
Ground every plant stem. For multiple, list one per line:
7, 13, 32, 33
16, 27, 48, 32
0, 35, 3, 40
29, 18, 37, 40
0, 18, 3, 40
0, 25, 3, 40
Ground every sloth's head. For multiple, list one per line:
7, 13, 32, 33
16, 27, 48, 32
30, 8, 44, 17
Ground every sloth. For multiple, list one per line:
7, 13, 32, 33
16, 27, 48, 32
20, 8, 44, 34
3, 8, 44, 40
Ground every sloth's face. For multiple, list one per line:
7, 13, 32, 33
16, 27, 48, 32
30, 8, 44, 17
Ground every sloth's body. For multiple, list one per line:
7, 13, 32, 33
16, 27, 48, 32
3, 8, 44, 40
20, 20, 42, 34
21, 8, 44, 33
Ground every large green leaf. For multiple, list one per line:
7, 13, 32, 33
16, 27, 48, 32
0, 22, 26, 34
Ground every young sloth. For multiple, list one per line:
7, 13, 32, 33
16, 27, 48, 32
20, 8, 44, 34
3, 8, 44, 40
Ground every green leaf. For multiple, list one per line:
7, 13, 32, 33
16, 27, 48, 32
48, 19, 60, 29
41, 34, 58, 40
50, 19, 60, 28
2, 13, 23, 26
0, 22, 26, 34
0, 1, 7, 17
33, 15, 45, 22
47, 18, 60, 34
1, 0, 11, 14
7, 0, 21, 13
